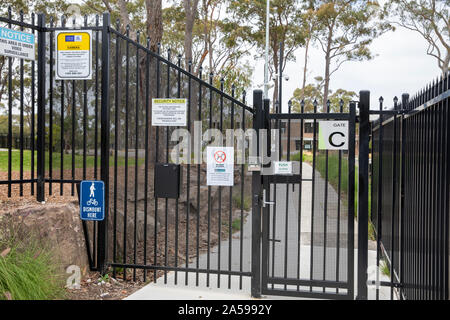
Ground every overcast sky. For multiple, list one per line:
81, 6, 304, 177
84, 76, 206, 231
249, 25, 441, 112
68, 0, 442, 112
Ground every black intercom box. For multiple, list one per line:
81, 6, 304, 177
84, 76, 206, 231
154, 163, 181, 199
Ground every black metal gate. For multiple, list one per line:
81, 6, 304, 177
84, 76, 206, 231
256, 97, 357, 299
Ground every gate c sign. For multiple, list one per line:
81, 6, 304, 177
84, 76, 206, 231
318, 121, 349, 151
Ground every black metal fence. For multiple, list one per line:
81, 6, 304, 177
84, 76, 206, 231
0, 10, 256, 289
371, 72, 450, 300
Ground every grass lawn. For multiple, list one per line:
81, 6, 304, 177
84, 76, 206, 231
0, 150, 144, 172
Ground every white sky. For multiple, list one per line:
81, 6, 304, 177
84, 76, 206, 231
250, 26, 440, 112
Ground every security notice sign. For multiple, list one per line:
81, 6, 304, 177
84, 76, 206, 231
0, 27, 35, 61
318, 121, 349, 150
55, 31, 92, 80
152, 99, 187, 126
207, 147, 234, 186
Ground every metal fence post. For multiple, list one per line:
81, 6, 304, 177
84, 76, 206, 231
251, 90, 263, 298
36, 13, 46, 202
98, 12, 111, 274
357, 90, 370, 300
399, 93, 409, 300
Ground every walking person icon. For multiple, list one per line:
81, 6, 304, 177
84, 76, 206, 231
90, 182, 96, 198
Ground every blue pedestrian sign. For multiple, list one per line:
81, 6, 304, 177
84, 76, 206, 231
80, 181, 105, 221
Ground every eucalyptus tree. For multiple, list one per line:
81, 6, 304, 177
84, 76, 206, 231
383, 0, 449, 75
226, 0, 306, 107
313, 0, 391, 111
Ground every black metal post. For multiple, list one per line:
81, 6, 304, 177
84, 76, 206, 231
98, 12, 111, 274
36, 13, 46, 202
251, 90, 263, 298
357, 90, 370, 300
399, 93, 409, 300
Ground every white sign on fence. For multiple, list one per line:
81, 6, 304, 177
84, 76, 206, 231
152, 99, 188, 127
318, 121, 349, 150
0, 27, 35, 61
55, 31, 92, 80
206, 147, 234, 187
274, 161, 293, 175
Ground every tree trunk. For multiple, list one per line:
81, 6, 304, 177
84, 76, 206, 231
183, 0, 200, 147
301, 37, 310, 103
145, 0, 163, 163
323, 29, 333, 112
272, 42, 279, 112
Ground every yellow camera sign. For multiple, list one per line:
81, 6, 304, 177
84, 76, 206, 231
56, 31, 92, 80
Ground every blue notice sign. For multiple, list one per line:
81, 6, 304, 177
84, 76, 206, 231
80, 181, 105, 221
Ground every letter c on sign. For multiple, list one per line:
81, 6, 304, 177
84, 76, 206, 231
329, 132, 345, 148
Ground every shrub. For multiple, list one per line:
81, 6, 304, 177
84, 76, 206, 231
0, 229, 65, 300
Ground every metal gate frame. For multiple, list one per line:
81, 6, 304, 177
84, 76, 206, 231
250, 92, 372, 300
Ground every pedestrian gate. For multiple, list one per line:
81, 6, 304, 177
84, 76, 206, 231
252, 97, 357, 299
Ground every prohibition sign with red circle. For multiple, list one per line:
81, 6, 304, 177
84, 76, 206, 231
214, 150, 227, 163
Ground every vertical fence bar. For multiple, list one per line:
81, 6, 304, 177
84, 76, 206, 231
390, 98, 398, 300
59, 17, 65, 195
251, 90, 263, 298
174, 54, 182, 285
94, 15, 100, 180
284, 101, 292, 290
217, 78, 224, 288
309, 99, 318, 291
48, 16, 54, 196
206, 73, 213, 288
164, 49, 171, 285
376, 97, 384, 300
348, 101, 356, 299
444, 74, 449, 301
71, 74, 75, 196
112, 22, 120, 279
323, 100, 330, 293
399, 94, 408, 300
357, 90, 370, 300
297, 100, 305, 291
36, 13, 46, 202
154, 43, 161, 283
98, 11, 111, 274
239, 91, 246, 290
7, 7, 12, 198
123, 25, 130, 281
197, 67, 203, 287
184, 61, 192, 286
133, 32, 140, 282
31, 13, 36, 196
336, 99, 344, 294
228, 85, 235, 289
143, 36, 150, 283
82, 16, 88, 181
19, 11, 24, 196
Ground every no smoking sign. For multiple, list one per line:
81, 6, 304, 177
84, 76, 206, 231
207, 147, 234, 186
214, 151, 227, 163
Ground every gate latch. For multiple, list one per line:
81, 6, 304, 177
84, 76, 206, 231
262, 189, 275, 208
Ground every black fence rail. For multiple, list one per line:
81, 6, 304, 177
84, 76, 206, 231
371, 71, 450, 300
